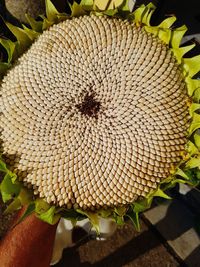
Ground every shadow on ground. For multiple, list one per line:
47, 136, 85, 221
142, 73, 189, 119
55, 190, 200, 267
55, 220, 179, 267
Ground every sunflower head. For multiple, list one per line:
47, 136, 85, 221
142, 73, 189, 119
0, 0, 200, 230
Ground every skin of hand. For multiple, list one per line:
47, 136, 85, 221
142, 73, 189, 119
0, 207, 59, 267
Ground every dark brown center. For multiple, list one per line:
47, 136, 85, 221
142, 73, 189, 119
76, 93, 100, 117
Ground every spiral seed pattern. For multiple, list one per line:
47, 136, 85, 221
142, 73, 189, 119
1, 15, 189, 210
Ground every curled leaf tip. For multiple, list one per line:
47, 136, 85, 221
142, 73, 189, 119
184, 55, 200, 78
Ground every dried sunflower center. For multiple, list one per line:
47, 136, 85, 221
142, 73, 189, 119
76, 92, 101, 117
0, 15, 189, 210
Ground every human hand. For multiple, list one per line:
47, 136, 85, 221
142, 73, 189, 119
0, 206, 59, 267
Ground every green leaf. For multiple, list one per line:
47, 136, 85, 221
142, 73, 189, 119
4, 197, 21, 214
0, 62, 10, 77
0, 158, 8, 172
171, 25, 187, 48
101, 9, 118, 16
15, 203, 35, 226
5, 22, 32, 56
0, 38, 16, 63
9, 171, 18, 183
17, 188, 33, 205
25, 14, 43, 32
158, 16, 176, 29
184, 55, 200, 78
22, 25, 40, 41
77, 209, 100, 234
70, 2, 87, 17
94, 0, 111, 10
126, 211, 140, 231
133, 200, 151, 213
186, 77, 200, 97
193, 87, 200, 102
175, 168, 191, 180
98, 209, 112, 218
113, 206, 127, 225
173, 45, 195, 64
80, 0, 94, 5
189, 113, 200, 135
194, 133, 200, 148
141, 3, 155, 26
186, 157, 200, 169
42, 17, 54, 30
0, 172, 21, 202
145, 25, 159, 36
151, 188, 171, 199
186, 141, 198, 156
80, 0, 94, 11
120, 0, 130, 12
196, 169, 200, 180
165, 178, 188, 187
133, 4, 146, 25
45, 0, 60, 21
179, 44, 195, 57
160, 175, 189, 190
6, 22, 31, 45
37, 206, 60, 225
35, 198, 50, 214
114, 215, 124, 225
189, 103, 200, 117
1, 191, 12, 202
183, 168, 200, 186
114, 206, 127, 216
158, 28, 171, 44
